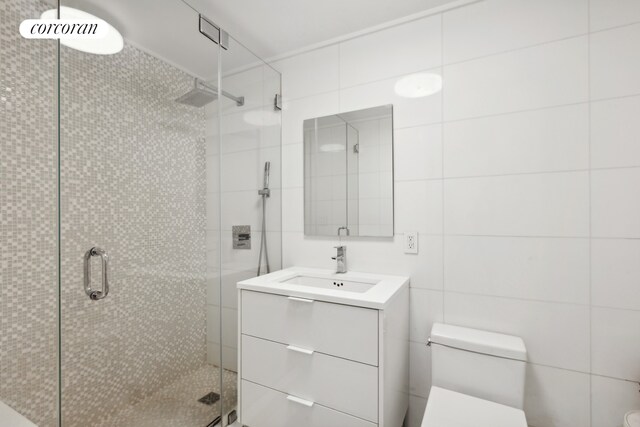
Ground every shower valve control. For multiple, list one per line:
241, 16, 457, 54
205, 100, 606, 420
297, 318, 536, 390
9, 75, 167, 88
233, 225, 251, 249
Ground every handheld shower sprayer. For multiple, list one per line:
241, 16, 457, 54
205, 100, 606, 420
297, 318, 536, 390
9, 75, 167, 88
257, 161, 271, 275
259, 161, 271, 197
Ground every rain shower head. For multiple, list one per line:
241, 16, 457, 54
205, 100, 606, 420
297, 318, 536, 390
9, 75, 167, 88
175, 79, 218, 108
175, 78, 245, 108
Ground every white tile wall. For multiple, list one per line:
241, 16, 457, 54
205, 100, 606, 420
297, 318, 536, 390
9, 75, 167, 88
339, 15, 442, 88
591, 96, 640, 168
443, 0, 588, 64
591, 168, 640, 238
591, 376, 640, 427
592, 239, 640, 311
443, 36, 589, 121
443, 104, 589, 177
590, 23, 640, 100
276, 1, 640, 425
444, 236, 589, 304
443, 172, 590, 237
590, 0, 640, 31
523, 364, 591, 427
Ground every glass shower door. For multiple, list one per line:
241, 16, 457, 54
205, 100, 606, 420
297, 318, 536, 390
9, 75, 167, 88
58, 1, 223, 426
216, 32, 282, 426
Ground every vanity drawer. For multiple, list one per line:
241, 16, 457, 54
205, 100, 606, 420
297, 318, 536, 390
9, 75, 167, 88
241, 290, 378, 365
241, 380, 377, 427
242, 334, 378, 422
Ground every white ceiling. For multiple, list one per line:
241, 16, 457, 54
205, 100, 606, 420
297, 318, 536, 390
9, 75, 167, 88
61, 0, 462, 77
186, 0, 461, 59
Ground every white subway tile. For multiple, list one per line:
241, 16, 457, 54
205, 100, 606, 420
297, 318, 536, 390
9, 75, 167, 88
444, 172, 590, 237
282, 231, 339, 270
221, 150, 259, 191
282, 187, 304, 232
282, 91, 339, 145
221, 307, 238, 348
591, 24, 640, 100
282, 142, 303, 188
406, 395, 428, 427
343, 236, 443, 290
591, 375, 640, 427
221, 189, 281, 232
394, 124, 443, 181
395, 180, 443, 234
590, 0, 640, 31
410, 288, 444, 343
221, 345, 238, 372
277, 45, 340, 100
591, 96, 640, 168
443, 0, 588, 64
524, 364, 591, 427
592, 168, 640, 238
340, 15, 441, 88
206, 304, 221, 344
443, 104, 589, 177
444, 293, 590, 372
340, 71, 442, 129
444, 236, 589, 304
409, 341, 432, 398
592, 239, 640, 311
592, 307, 640, 381
443, 36, 588, 121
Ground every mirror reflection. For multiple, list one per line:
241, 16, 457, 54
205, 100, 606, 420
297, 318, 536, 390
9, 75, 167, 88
304, 105, 394, 237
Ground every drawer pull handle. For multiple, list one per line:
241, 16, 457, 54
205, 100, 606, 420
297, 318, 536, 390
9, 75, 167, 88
287, 345, 314, 355
287, 395, 314, 407
287, 296, 314, 303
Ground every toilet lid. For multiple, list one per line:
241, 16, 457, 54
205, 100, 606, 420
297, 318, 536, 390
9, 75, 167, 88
421, 387, 527, 427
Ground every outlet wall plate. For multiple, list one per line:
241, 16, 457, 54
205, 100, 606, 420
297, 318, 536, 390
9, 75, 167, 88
404, 231, 418, 254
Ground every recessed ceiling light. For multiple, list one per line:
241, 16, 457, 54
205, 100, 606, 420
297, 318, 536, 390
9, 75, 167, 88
41, 6, 123, 55
394, 73, 442, 98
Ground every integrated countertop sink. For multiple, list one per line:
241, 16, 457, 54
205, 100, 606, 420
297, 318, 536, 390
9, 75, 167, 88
237, 267, 409, 309
280, 274, 378, 293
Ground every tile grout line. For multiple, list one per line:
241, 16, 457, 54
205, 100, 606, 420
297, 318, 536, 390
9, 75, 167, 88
440, 11, 446, 326
587, 2, 593, 424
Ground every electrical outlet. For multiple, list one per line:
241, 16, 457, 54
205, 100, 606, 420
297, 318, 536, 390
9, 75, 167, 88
404, 231, 418, 254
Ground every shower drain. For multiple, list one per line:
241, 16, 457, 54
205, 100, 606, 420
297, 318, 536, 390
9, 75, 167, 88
198, 392, 220, 406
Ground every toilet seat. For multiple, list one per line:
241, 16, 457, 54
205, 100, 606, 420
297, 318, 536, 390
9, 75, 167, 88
421, 387, 527, 427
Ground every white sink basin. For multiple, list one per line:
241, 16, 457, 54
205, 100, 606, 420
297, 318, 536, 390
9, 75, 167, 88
279, 274, 378, 293
238, 267, 409, 309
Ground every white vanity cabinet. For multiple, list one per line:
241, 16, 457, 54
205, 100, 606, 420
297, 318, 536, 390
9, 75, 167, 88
237, 267, 409, 427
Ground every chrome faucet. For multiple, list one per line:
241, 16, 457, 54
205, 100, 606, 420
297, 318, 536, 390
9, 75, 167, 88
332, 246, 347, 274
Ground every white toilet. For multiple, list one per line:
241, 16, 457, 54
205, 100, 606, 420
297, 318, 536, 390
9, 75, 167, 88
421, 323, 528, 427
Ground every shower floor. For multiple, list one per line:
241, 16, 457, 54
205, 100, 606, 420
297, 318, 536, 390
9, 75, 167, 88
93, 364, 237, 427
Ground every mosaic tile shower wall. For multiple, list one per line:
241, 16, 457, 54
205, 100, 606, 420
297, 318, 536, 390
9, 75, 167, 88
58, 29, 209, 427
1, 0, 212, 425
0, 0, 58, 426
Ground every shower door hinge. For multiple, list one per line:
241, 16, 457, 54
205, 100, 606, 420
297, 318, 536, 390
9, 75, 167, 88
199, 15, 229, 50
274, 93, 282, 111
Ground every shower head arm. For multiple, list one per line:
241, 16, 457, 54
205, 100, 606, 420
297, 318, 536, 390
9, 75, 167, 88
199, 80, 244, 107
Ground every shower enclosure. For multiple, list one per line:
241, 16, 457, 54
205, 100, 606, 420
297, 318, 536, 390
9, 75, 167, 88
0, 0, 281, 426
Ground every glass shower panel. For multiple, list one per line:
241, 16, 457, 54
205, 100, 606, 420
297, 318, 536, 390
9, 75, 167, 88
218, 34, 282, 424
58, 1, 222, 426
0, 1, 58, 426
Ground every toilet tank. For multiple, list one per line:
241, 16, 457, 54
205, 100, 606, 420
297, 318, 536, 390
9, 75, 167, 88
429, 323, 527, 409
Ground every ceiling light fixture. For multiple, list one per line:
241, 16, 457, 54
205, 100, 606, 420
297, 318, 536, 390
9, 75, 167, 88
40, 6, 123, 55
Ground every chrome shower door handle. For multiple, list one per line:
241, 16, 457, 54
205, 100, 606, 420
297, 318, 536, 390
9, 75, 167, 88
83, 247, 109, 301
